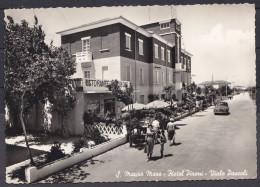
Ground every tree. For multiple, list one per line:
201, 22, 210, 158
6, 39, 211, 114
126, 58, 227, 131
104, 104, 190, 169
218, 85, 232, 96
163, 85, 175, 105
107, 80, 134, 106
5, 16, 76, 164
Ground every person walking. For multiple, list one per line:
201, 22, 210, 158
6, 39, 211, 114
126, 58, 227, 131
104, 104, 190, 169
152, 116, 160, 144
159, 129, 167, 158
145, 125, 155, 162
166, 118, 176, 146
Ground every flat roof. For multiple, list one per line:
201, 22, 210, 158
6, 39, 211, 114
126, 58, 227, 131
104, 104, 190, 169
57, 16, 175, 48
57, 16, 192, 56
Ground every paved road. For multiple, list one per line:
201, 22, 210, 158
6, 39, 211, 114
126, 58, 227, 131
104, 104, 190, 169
40, 92, 256, 183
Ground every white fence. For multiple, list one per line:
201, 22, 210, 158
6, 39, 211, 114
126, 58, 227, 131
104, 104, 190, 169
85, 123, 124, 135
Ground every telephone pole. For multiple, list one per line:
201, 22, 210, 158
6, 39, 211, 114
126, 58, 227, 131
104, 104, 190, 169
226, 76, 228, 96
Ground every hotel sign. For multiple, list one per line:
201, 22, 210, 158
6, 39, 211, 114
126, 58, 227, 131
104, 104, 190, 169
85, 79, 110, 87
84, 79, 130, 89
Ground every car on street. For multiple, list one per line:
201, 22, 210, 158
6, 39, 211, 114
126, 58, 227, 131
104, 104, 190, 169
214, 101, 229, 115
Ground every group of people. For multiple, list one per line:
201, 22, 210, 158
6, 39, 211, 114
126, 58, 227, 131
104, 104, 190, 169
145, 116, 176, 162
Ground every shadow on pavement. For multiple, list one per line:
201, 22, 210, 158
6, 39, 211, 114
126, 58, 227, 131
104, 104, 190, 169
214, 112, 230, 116
171, 142, 182, 146
131, 142, 146, 151
151, 153, 173, 161
192, 115, 206, 117
164, 154, 173, 157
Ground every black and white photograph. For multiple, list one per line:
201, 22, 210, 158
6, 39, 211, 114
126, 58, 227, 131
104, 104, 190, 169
4, 4, 256, 183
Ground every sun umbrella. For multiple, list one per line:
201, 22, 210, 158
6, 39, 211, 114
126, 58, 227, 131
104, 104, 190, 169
145, 100, 170, 109
121, 102, 146, 112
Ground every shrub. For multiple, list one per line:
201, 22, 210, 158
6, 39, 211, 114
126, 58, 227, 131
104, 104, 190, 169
10, 165, 27, 182
148, 94, 159, 102
45, 141, 65, 163
83, 110, 100, 126
85, 128, 108, 145
72, 138, 86, 154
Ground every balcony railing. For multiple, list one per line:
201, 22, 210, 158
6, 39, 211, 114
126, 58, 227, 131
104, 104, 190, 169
175, 63, 186, 72
76, 52, 92, 62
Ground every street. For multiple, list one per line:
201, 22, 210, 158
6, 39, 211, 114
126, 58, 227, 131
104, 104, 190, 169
40, 92, 256, 183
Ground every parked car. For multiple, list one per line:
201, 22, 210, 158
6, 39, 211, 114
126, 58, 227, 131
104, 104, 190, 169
214, 101, 229, 115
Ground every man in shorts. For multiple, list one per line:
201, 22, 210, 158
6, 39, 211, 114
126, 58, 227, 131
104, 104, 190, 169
152, 116, 160, 144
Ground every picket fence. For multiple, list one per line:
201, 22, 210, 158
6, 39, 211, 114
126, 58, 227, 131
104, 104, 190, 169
85, 123, 124, 135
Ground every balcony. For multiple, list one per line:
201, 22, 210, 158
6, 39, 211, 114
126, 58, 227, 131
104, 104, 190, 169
76, 52, 92, 63
175, 63, 186, 72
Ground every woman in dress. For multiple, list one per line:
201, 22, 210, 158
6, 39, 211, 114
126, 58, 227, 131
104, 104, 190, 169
145, 124, 155, 162
166, 118, 176, 146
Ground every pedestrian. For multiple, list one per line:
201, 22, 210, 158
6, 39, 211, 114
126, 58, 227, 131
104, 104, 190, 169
159, 129, 167, 158
145, 124, 155, 162
152, 116, 160, 144
166, 118, 176, 146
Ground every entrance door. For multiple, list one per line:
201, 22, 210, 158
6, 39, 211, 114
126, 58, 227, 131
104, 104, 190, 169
104, 99, 115, 114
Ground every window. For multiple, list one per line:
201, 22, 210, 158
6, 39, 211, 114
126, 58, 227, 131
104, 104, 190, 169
161, 94, 165, 100
102, 66, 108, 80
187, 59, 190, 69
181, 56, 184, 68
177, 36, 180, 63
140, 95, 145, 104
140, 69, 144, 84
155, 70, 159, 84
154, 44, 159, 58
167, 50, 171, 63
161, 47, 165, 60
160, 22, 170, 30
84, 71, 91, 79
138, 39, 143, 55
125, 33, 131, 50
101, 34, 109, 50
168, 73, 171, 83
126, 66, 131, 81
162, 71, 165, 84
176, 24, 181, 31
82, 37, 90, 52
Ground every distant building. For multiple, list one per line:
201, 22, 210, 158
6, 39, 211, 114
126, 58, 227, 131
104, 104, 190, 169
198, 80, 231, 89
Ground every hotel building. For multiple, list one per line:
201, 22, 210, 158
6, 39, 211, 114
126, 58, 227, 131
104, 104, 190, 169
57, 16, 192, 115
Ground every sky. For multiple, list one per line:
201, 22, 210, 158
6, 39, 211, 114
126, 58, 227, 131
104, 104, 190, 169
5, 4, 256, 87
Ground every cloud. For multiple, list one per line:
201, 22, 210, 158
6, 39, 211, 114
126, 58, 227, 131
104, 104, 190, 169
192, 24, 255, 86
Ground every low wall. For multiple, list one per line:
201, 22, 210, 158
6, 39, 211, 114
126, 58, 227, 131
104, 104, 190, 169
25, 135, 127, 183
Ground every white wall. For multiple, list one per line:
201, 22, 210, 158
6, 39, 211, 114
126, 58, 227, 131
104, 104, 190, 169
94, 56, 121, 80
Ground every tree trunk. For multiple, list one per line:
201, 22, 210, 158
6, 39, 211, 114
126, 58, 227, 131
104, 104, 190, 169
59, 114, 68, 138
20, 91, 35, 166
35, 101, 39, 131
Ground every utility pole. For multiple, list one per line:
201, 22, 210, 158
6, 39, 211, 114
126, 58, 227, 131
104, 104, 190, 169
212, 74, 214, 105
226, 76, 228, 96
